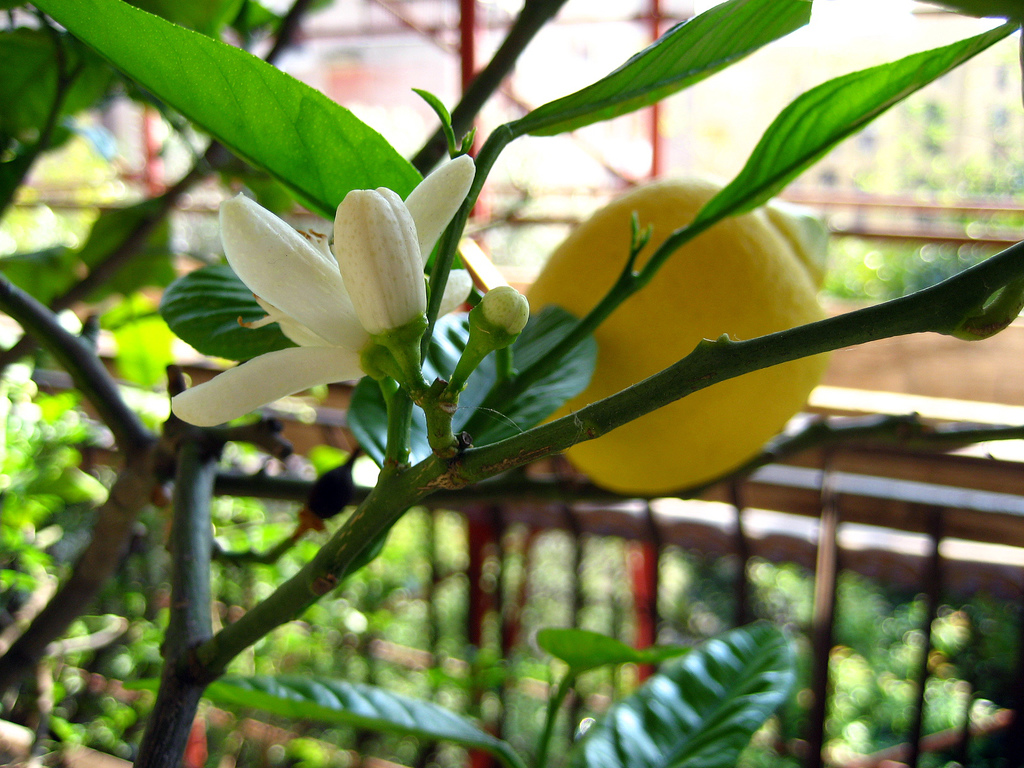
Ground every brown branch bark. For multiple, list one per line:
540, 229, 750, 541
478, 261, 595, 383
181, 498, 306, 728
134, 437, 218, 768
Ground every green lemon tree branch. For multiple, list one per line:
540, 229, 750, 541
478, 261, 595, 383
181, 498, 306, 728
194, 236, 1024, 677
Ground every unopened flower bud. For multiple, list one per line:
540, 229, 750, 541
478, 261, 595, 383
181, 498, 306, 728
446, 287, 531, 398
476, 285, 530, 341
335, 187, 426, 336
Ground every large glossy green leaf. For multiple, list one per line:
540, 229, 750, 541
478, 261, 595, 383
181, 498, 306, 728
513, 0, 811, 137
204, 676, 526, 768
691, 23, 1017, 228
159, 263, 293, 360
568, 624, 795, 768
537, 628, 689, 674
33, 0, 420, 217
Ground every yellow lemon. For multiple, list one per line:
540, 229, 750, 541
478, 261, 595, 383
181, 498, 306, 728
527, 178, 829, 495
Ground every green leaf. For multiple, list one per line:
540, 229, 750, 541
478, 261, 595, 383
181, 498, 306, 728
0, 28, 112, 144
513, 0, 811, 137
231, 0, 283, 36
691, 23, 1018, 228
0, 247, 79, 305
568, 624, 795, 768
537, 628, 689, 675
203, 676, 526, 768
413, 88, 458, 156
33, 0, 421, 217
924, 0, 1024, 19
460, 305, 597, 446
159, 263, 293, 361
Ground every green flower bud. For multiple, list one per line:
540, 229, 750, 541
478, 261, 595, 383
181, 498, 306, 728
446, 287, 530, 399
470, 286, 530, 349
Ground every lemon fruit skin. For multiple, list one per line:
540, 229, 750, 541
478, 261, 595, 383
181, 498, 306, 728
527, 178, 829, 495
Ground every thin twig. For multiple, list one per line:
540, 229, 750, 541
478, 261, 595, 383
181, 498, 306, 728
264, 0, 315, 65
0, 18, 83, 220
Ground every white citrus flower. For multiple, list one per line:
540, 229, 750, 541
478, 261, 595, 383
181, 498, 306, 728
172, 155, 476, 427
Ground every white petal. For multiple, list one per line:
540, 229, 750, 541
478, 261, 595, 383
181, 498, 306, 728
404, 155, 475, 264
220, 195, 364, 348
334, 188, 426, 335
171, 346, 364, 427
438, 269, 473, 317
254, 297, 349, 348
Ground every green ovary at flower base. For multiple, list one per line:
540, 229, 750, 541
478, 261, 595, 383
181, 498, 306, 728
171, 155, 476, 427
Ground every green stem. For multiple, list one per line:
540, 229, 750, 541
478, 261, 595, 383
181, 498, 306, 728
534, 672, 575, 768
424, 125, 517, 355
194, 455, 446, 676
495, 347, 515, 382
446, 238, 1024, 486
381, 378, 413, 470
447, 334, 493, 396
421, 387, 458, 458
0, 275, 152, 454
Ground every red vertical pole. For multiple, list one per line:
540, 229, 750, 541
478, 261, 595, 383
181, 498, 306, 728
628, 539, 659, 681
459, 0, 489, 221
648, 0, 664, 179
466, 508, 500, 768
459, 0, 476, 93
466, 511, 493, 649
